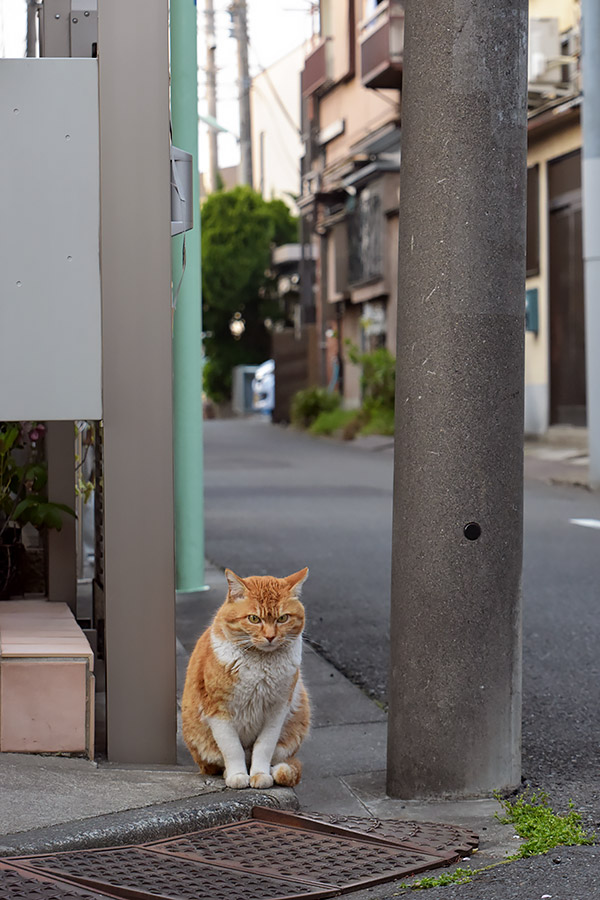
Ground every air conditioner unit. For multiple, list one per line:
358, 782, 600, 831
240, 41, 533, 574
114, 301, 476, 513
528, 18, 562, 87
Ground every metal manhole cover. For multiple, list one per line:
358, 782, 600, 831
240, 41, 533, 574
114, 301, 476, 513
14, 847, 322, 900
152, 825, 443, 885
297, 809, 479, 855
6, 806, 478, 900
0, 862, 117, 900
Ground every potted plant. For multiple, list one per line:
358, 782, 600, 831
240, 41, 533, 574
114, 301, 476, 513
0, 422, 75, 600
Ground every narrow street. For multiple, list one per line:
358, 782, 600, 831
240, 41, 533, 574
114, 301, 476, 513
203, 417, 600, 820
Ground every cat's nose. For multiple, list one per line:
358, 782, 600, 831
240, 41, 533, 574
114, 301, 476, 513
266, 635, 275, 642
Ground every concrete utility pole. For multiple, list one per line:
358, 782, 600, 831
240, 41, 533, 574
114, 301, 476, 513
387, 0, 528, 798
230, 0, 253, 187
171, 0, 207, 594
205, 0, 219, 193
581, 0, 600, 489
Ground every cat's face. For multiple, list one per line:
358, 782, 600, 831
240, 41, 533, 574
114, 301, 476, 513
216, 568, 308, 653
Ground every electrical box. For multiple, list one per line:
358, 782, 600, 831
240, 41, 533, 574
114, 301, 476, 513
526, 288, 539, 335
40, 0, 98, 58
170, 146, 194, 236
0, 59, 102, 420
39, 0, 71, 57
70, 1, 98, 58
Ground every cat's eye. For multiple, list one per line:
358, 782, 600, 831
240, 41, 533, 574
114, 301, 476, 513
277, 614, 290, 623
247, 614, 261, 624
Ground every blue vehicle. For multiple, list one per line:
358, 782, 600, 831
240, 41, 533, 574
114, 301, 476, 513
252, 359, 275, 415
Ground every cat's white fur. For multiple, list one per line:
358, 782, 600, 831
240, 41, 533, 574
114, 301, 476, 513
207, 632, 304, 788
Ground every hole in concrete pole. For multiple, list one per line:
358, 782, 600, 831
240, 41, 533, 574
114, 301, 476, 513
464, 522, 481, 541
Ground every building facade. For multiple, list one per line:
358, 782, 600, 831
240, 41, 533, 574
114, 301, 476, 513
299, 0, 403, 407
526, 0, 583, 433
300, 0, 585, 433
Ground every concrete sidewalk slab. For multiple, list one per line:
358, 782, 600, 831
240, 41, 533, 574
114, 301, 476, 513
0, 750, 297, 856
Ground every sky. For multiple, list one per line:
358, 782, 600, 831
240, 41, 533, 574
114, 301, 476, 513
0, 0, 315, 169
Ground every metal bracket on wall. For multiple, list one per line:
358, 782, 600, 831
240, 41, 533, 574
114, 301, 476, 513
170, 145, 194, 235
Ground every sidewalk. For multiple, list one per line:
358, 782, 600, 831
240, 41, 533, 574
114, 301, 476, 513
524, 425, 590, 488
329, 425, 593, 489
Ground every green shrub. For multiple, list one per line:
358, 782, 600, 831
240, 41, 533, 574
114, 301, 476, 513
347, 343, 395, 414
290, 387, 340, 428
309, 408, 358, 437
359, 407, 395, 436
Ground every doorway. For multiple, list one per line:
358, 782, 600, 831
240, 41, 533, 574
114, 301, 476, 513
548, 150, 586, 426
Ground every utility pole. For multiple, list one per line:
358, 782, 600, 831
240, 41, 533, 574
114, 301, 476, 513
171, 0, 207, 594
229, 0, 253, 187
387, 0, 528, 798
581, 0, 600, 489
205, 0, 219, 193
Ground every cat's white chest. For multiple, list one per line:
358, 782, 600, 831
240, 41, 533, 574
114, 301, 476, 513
213, 634, 302, 746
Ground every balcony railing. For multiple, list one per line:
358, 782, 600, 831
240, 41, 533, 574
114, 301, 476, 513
359, 0, 404, 89
301, 38, 329, 97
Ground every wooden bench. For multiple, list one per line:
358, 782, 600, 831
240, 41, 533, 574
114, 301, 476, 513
0, 600, 94, 757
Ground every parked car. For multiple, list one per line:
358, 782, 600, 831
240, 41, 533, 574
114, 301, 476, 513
251, 359, 275, 415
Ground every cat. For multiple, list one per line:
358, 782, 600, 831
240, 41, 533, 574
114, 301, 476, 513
182, 567, 310, 789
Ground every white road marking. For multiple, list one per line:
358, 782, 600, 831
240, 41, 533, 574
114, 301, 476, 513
569, 518, 600, 530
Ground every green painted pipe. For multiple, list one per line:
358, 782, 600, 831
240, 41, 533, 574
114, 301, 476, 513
170, 0, 207, 592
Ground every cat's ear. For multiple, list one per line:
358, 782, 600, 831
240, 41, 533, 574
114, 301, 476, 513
225, 569, 247, 602
285, 567, 309, 597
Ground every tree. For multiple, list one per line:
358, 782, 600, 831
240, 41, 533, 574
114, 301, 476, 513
201, 186, 298, 402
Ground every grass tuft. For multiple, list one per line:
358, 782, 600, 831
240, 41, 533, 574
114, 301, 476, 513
495, 790, 595, 859
408, 867, 473, 889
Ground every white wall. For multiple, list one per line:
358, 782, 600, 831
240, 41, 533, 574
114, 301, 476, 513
250, 44, 306, 213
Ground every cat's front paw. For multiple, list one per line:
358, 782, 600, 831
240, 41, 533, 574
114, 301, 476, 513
225, 771, 250, 789
249, 772, 274, 789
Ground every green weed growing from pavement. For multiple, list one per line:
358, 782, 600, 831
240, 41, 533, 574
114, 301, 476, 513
495, 790, 595, 859
399, 793, 595, 892
407, 868, 473, 889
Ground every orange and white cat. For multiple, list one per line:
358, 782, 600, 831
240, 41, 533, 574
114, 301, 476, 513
182, 567, 310, 789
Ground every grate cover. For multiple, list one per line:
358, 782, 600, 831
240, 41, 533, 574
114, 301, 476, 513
149, 820, 448, 887
14, 847, 321, 900
295, 809, 479, 855
0, 862, 118, 900
7, 806, 477, 900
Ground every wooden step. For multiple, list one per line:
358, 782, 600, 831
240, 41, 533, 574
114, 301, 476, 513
0, 600, 94, 757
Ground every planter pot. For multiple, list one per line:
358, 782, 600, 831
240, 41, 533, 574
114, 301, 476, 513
0, 527, 25, 601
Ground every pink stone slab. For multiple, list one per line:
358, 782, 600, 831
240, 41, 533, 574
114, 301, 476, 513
0, 659, 88, 753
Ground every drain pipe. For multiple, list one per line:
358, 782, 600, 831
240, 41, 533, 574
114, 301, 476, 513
581, 0, 600, 488
171, 0, 208, 593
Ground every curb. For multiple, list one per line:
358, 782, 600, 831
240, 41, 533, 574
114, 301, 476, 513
0, 788, 298, 857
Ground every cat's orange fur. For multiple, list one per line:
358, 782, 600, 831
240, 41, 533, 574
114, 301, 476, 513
182, 567, 310, 789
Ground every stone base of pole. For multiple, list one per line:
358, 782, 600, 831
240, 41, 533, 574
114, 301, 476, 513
387, 0, 528, 798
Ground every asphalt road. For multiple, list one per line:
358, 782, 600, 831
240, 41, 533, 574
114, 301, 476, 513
203, 418, 600, 826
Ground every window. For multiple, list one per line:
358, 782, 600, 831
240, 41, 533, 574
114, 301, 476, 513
348, 189, 383, 285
